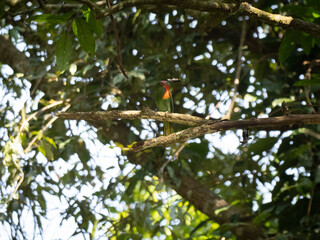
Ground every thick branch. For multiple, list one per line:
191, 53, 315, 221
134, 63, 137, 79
131, 114, 320, 151
78, 0, 320, 37
238, 2, 320, 37
56, 108, 208, 126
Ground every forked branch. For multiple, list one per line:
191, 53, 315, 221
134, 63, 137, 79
56, 110, 320, 152
131, 114, 320, 151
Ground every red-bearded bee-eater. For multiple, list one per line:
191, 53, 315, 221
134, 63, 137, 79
155, 79, 180, 136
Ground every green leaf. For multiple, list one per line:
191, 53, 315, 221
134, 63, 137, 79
293, 78, 320, 86
247, 137, 279, 156
271, 98, 294, 107
278, 31, 297, 64
296, 177, 312, 193
92, 19, 103, 37
299, 33, 314, 55
38, 140, 54, 161
82, 5, 103, 37
56, 31, 72, 71
73, 18, 95, 56
43, 136, 57, 149
74, 138, 91, 169
72, 19, 78, 37
9, 28, 20, 41
244, 93, 257, 102
312, 11, 320, 18
37, 188, 47, 212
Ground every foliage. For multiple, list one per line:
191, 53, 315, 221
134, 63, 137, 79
1, 0, 320, 239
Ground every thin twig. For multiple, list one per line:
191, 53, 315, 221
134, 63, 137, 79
4, 156, 24, 206
306, 182, 315, 226
19, 100, 64, 134
305, 87, 317, 114
300, 128, 320, 140
224, 19, 246, 120
107, 0, 129, 79
24, 104, 70, 153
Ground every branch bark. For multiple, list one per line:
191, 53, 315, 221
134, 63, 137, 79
238, 2, 320, 37
132, 114, 320, 151
56, 108, 209, 126
56, 110, 320, 152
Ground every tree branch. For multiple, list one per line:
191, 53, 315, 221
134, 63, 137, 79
24, 104, 70, 153
43, 1, 106, 10
91, 0, 320, 37
238, 2, 320, 37
4, 156, 24, 206
64, 1, 320, 37
55, 108, 209, 126
19, 100, 64, 134
56, 110, 320, 151
131, 114, 320, 151
101, 0, 237, 18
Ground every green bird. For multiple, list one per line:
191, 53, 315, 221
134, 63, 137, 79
155, 79, 179, 136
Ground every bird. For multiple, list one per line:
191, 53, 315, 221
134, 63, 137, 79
155, 79, 180, 135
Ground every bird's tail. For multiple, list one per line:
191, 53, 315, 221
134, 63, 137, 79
164, 121, 171, 136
